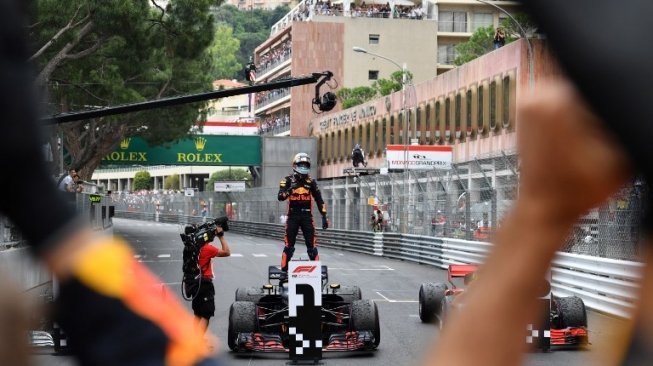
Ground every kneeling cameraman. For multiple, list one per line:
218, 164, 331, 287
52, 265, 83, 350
188, 224, 231, 333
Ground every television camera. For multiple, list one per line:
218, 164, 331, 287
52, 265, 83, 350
180, 216, 229, 249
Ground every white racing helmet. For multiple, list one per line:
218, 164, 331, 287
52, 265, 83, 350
292, 152, 311, 176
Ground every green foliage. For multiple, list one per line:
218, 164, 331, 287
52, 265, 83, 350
207, 168, 252, 191
454, 26, 496, 66
336, 70, 414, 109
499, 13, 538, 39
133, 171, 152, 191
31, 0, 217, 174
209, 24, 242, 80
164, 174, 181, 190
336, 86, 377, 109
211, 5, 289, 73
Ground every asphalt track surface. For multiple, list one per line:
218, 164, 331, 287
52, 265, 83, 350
33, 218, 626, 366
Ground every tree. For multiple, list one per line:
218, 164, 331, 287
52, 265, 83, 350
211, 5, 289, 70
207, 168, 252, 191
373, 70, 412, 96
336, 70, 414, 109
133, 171, 152, 191
453, 26, 496, 66
164, 174, 180, 190
30, 0, 220, 179
336, 86, 377, 109
209, 24, 242, 80
499, 13, 538, 39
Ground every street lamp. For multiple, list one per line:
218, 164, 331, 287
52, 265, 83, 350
353, 46, 413, 233
352, 46, 408, 145
474, 0, 534, 91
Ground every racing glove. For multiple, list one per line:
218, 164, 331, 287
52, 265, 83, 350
322, 215, 329, 230
56, 236, 222, 366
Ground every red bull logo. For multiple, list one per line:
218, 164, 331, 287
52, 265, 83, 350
293, 187, 309, 195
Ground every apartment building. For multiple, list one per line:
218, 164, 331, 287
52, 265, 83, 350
253, 0, 521, 140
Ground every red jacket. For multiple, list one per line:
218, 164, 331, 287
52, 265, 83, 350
198, 244, 226, 279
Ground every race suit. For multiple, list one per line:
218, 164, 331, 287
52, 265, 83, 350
278, 173, 327, 271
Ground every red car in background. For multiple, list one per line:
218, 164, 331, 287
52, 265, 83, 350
418, 264, 589, 349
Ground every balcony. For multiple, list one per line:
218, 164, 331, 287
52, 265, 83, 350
255, 88, 291, 114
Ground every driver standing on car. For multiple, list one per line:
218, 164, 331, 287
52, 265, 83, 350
278, 153, 328, 272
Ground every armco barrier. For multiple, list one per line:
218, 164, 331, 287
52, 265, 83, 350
115, 212, 642, 319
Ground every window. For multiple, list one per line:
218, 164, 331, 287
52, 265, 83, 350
455, 93, 461, 132
502, 75, 511, 128
490, 80, 497, 130
369, 70, 379, 80
439, 11, 468, 32
472, 13, 493, 32
477, 85, 484, 132
466, 90, 473, 131
438, 44, 457, 65
369, 34, 379, 44
435, 101, 441, 131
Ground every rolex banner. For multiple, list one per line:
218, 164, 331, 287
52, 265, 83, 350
101, 135, 261, 166
386, 144, 453, 170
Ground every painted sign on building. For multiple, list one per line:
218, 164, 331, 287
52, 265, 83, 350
101, 135, 261, 166
317, 104, 377, 131
386, 145, 453, 170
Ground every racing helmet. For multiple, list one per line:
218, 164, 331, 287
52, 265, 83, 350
292, 152, 311, 176
354, 143, 361, 150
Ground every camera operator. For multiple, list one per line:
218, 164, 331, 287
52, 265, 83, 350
191, 225, 231, 334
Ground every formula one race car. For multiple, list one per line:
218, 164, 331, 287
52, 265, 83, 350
418, 264, 589, 348
228, 265, 380, 353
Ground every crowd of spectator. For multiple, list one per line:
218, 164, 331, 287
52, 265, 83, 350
291, 1, 425, 21
256, 40, 292, 74
255, 87, 290, 108
315, 1, 424, 19
258, 114, 290, 135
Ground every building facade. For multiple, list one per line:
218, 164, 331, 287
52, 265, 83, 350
312, 39, 558, 178
254, 0, 522, 140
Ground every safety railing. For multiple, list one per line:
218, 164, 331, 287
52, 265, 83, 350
114, 212, 642, 319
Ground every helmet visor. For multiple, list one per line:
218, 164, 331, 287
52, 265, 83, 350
295, 162, 310, 174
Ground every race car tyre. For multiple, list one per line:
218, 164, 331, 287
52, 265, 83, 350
335, 285, 362, 303
227, 301, 257, 351
235, 287, 264, 303
419, 283, 447, 323
556, 296, 587, 328
350, 299, 380, 348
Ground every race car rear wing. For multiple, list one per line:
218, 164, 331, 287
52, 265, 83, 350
448, 264, 478, 283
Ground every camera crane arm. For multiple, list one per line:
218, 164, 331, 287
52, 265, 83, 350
43, 71, 335, 124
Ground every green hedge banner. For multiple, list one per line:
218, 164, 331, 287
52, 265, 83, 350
101, 135, 261, 166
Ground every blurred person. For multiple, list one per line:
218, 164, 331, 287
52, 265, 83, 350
352, 143, 367, 167
0, 1, 222, 365
277, 153, 328, 271
57, 167, 76, 192
493, 27, 506, 49
425, 80, 631, 366
69, 174, 84, 193
428, 0, 653, 364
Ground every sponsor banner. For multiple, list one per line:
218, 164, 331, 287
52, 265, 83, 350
101, 135, 261, 166
386, 144, 453, 170
214, 181, 246, 192
288, 261, 322, 360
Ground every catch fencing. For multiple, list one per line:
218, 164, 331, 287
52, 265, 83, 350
111, 152, 646, 261
115, 211, 643, 319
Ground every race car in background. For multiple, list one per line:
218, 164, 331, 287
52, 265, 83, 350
418, 264, 589, 348
228, 265, 380, 353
